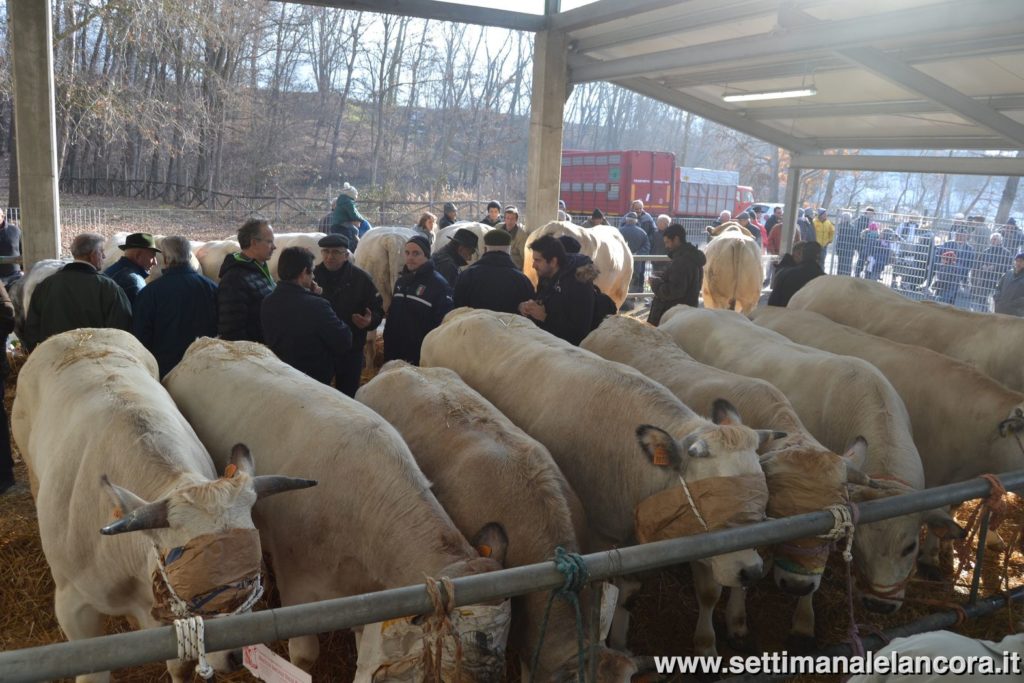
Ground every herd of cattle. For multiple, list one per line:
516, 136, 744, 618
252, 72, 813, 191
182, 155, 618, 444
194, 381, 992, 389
8, 216, 1024, 682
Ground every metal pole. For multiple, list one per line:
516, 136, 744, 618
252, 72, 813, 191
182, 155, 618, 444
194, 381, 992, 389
2, 471, 1024, 682
721, 586, 1024, 683
968, 508, 991, 605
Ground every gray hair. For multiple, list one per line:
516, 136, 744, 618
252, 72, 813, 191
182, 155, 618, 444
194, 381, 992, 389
991, 232, 1004, 245
161, 235, 193, 266
71, 233, 105, 259
842, 211, 853, 222
656, 214, 671, 227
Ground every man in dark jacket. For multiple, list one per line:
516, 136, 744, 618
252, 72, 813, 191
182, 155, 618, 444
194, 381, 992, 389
480, 200, 502, 227
618, 212, 650, 310
133, 236, 218, 377
453, 229, 534, 314
431, 228, 478, 286
218, 218, 276, 342
994, 253, 1024, 317
520, 235, 596, 346
0, 280, 15, 494
438, 202, 458, 230
0, 209, 22, 287
329, 183, 365, 251
384, 236, 453, 365
314, 234, 384, 396
262, 246, 352, 384
647, 223, 706, 326
23, 233, 132, 351
103, 232, 160, 307
768, 241, 824, 307
631, 200, 657, 242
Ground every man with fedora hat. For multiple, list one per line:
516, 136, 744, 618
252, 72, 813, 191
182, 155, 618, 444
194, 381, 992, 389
103, 232, 161, 306
453, 229, 534, 314
431, 227, 479, 286
313, 233, 384, 396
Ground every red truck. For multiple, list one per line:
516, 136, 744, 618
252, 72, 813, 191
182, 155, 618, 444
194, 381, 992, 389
559, 149, 754, 219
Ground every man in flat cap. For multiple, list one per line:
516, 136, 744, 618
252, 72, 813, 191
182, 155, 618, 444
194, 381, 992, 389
500, 205, 528, 270
313, 234, 384, 396
453, 229, 535, 314
103, 232, 161, 306
431, 227, 478, 286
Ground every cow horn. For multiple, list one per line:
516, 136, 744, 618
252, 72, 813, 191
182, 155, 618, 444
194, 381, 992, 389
253, 475, 318, 499
755, 430, 786, 447
100, 499, 170, 535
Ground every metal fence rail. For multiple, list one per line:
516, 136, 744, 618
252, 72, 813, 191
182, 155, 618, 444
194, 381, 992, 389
1, 470, 1022, 683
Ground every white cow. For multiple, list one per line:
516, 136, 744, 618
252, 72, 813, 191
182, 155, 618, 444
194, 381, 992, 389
352, 226, 416, 311
789, 275, 1024, 393
581, 315, 867, 649
848, 631, 1024, 683
102, 232, 203, 280
266, 232, 327, 277
751, 306, 1024, 487
357, 361, 640, 681
422, 308, 778, 657
659, 306, 964, 613
523, 221, 633, 308
164, 338, 509, 673
702, 222, 762, 312
195, 239, 241, 282
434, 221, 493, 265
11, 328, 314, 683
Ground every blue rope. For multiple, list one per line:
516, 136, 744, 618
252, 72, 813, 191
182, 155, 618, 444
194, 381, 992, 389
529, 546, 590, 683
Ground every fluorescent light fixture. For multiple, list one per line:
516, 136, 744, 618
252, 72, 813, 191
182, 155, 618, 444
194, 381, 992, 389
722, 87, 817, 102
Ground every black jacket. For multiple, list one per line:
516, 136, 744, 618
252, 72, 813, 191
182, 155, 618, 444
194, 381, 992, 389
431, 242, 468, 287
217, 254, 275, 342
383, 262, 453, 365
261, 281, 353, 384
647, 242, 705, 326
480, 216, 501, 227
438, 214, 457, 230
314, 261, 384, 350
768, 261, 825, 307
531, 253, 597, 346
133, 265, 218, 377
453, 251, 535, 314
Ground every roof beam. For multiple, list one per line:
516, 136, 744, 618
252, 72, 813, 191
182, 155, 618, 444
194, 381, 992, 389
791, 154, 1024, 176
571, 0, 777, 53
569, 0, 1024, 83
810, 137, 1012, 151
613, 76, 817, 154
746, 95, 1024, 120
549, 0, 682, 32
657, 34, 1024, 89
290, 0, 546, 31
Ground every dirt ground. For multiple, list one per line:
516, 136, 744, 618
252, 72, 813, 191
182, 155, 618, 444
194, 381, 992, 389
2, 352, 1023, 682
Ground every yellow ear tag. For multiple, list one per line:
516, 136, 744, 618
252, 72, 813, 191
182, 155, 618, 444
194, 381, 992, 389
112, 506, 123, 519
224, 463, 238, 479
652, 445, 671, 467
477, 544, 493, 558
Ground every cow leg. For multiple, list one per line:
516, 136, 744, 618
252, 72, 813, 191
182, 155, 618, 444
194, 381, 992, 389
607, 577, 642, 652
787, 593, 817, 652
53, 582, 110, 683
691, 562, 721, 657
724, 587, 755, 652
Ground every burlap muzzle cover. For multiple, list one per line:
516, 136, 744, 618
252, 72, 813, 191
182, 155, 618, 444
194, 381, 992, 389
634, 473, 768, 543
152, 527, 262, 622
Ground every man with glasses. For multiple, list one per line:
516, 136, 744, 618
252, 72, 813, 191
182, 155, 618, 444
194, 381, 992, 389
313, 234, 384, 396
217, 218, 276, 342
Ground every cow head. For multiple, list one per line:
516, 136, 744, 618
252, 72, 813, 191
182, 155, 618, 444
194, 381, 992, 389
759, 437, 867, 597
847, 478, 964, 613
634, 400, 776, 588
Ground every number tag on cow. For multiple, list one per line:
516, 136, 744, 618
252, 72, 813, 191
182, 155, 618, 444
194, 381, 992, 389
243, 644, 312, 683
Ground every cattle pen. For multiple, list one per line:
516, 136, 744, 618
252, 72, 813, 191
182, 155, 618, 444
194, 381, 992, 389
0, 470, 1022, 682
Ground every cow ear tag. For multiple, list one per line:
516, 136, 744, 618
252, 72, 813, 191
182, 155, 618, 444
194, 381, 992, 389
652, 445, 671, 467
224, 463, 238, 479
476, 544, 493, 558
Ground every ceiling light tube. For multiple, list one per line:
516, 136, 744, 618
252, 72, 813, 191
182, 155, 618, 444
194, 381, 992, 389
722, 88, 817, 102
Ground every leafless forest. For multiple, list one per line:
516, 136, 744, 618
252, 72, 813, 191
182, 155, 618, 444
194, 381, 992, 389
0, 0, 1019, 220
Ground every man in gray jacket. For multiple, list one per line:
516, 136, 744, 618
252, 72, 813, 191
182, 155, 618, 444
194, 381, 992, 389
994, 253, 1024, 316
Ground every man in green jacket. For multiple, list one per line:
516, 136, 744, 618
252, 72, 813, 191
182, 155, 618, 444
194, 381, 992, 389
23, 233, 132, 351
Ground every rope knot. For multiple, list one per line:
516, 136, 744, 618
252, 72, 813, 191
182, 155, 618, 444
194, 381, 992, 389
422, 576, 462, 683
530, 547, 590, 683
174, 616, 214, 680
